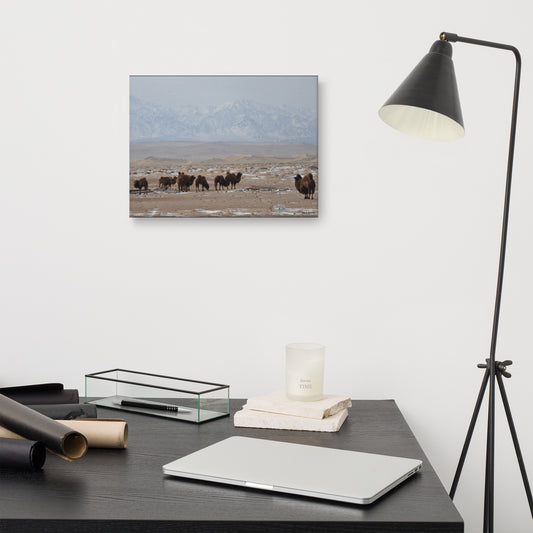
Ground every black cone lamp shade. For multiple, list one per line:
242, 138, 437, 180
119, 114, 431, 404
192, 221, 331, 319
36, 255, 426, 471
379, 40, 465, 141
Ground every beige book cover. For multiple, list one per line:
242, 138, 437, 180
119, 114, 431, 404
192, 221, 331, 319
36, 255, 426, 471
244, 391, 352, 419
234, 407, 348, 432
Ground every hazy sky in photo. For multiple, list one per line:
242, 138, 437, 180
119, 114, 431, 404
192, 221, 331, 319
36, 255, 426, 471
130, 76, 317, 110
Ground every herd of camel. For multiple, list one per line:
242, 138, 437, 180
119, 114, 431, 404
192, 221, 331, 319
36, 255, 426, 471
132, 171, 317, 199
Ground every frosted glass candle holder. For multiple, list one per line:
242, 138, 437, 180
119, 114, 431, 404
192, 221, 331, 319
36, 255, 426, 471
285, 343, 325, 402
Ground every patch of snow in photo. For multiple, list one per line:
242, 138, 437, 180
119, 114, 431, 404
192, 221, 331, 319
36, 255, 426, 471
286, 207, 318, 214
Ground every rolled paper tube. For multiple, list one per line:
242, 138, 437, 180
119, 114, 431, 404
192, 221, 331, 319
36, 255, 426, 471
0, 394, 87, 460
27, 403, 98, 420
0, 383, 64, 393
0, 437, 46, 471
0, 386, 79, 405
57, 420, 128, 449
0, 419, 128, 449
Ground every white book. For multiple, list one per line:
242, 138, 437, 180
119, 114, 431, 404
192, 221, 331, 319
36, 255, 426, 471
234, 407, 348, 432
244, 391, 352, 420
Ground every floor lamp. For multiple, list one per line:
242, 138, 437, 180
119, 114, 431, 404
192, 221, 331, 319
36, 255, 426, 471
378, 32, 533, 532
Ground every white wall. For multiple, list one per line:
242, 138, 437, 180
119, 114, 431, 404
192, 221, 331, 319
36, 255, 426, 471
1, 1, 532, 530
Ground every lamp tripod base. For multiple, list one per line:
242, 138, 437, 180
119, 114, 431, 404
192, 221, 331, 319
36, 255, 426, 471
449, 360, 533, 532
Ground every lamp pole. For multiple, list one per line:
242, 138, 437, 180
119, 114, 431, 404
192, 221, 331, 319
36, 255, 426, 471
439, 32, 532, 533
380, 31, 533, 532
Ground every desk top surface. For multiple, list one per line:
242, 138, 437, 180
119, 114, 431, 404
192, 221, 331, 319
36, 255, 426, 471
0, 399, 463, 533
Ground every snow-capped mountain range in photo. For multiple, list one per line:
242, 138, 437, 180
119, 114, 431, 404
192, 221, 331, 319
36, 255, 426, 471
130, 96, 317, 143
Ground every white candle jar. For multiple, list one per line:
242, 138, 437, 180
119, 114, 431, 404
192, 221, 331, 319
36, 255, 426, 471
285, 343, 325, 401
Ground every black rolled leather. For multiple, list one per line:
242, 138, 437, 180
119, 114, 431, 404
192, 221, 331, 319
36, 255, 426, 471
27, 403, 97, 420
0, 384, 79, 405
0, 437, 46, 470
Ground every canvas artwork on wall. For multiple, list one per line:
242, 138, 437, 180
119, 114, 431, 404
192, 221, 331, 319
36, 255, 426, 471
130, 75, 318, 217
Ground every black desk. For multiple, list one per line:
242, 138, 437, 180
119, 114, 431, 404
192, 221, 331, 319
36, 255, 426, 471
0, 400, 463, 532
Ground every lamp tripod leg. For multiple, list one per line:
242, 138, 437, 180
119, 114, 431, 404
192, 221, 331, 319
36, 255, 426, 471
483, 365, 496, 533
450, 367, 490, 499
496, 372, 533, 517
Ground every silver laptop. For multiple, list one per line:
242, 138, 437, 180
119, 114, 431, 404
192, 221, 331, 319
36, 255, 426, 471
162, 436, 422, 504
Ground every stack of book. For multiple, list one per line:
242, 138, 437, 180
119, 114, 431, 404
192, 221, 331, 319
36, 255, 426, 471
234, 391, 351, 432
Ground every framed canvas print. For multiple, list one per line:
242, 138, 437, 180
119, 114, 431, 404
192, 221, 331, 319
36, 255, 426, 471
130, 75, 318, 217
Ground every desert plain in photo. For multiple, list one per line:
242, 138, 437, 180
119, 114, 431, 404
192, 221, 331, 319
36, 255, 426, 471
130, 141, 318, 218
